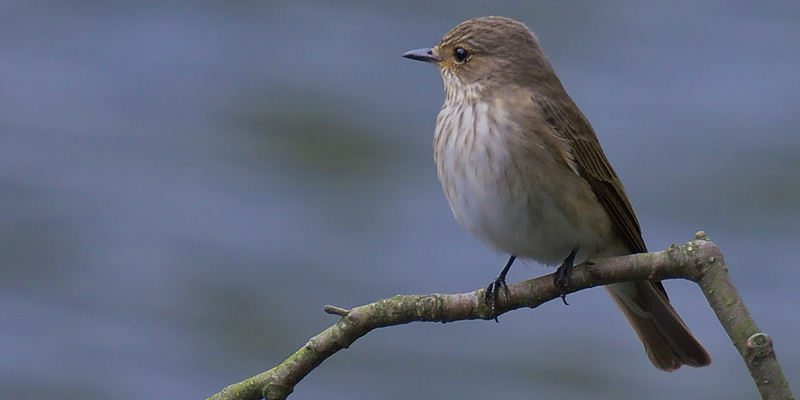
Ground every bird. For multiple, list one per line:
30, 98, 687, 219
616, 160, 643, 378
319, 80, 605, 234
403, 16, 711, 371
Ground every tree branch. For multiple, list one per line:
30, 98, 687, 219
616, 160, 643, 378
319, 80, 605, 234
206, 232, 793, 400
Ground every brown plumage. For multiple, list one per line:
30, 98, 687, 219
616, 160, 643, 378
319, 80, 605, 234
404, 16, 710, 371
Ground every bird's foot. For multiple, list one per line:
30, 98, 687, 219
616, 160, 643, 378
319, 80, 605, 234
483, 255, 516, 322
484, 275, 509, 322
554, 248, 579, 305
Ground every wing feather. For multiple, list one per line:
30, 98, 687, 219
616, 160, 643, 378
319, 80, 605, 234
533, 95, 647, 254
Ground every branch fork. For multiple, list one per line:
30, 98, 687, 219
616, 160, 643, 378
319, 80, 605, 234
207, 233, 793, 400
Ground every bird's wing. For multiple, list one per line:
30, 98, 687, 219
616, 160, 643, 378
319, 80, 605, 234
533, 94, 647, 254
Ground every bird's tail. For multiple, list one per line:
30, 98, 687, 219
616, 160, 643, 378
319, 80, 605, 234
606, 281, 711, 371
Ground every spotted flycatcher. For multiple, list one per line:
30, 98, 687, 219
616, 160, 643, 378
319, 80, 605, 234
403, 16, 710, 371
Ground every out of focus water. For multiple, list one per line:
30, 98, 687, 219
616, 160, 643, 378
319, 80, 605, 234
2, 2, 798, 399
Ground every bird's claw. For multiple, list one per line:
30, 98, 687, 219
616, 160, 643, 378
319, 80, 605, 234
554, 247, 579, 305
553, 266, 571, 305
484, 276, 509, 322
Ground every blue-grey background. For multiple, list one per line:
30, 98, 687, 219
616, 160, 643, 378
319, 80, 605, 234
2, 2, 798, 399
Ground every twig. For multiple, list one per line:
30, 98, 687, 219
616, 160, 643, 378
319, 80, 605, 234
206, 233, 793, 400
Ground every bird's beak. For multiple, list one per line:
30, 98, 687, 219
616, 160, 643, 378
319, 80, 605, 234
402, 48, 441, 63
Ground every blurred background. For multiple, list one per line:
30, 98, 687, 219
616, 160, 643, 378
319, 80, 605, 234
2, 1, 798, 399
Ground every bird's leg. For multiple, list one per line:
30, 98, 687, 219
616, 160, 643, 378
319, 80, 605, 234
485, 255, 516, 322
553, 247, 578, 305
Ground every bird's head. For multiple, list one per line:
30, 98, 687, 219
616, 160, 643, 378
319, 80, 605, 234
403, 16, 555, 102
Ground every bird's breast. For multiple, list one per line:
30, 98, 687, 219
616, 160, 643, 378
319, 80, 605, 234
434, 100, 534, 256
433, 100, 612, 264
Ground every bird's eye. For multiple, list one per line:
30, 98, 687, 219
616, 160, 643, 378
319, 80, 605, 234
453, 47, 470, 63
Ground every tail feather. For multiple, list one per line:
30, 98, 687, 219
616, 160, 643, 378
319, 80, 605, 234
606, 281, 711, 371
